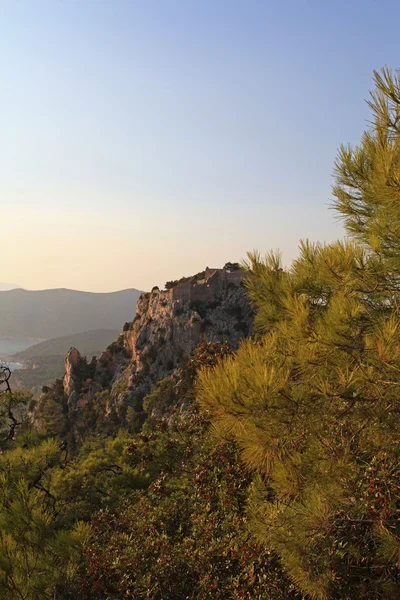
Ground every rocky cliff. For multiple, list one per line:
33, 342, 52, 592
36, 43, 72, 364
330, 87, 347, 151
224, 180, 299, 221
62, 266, 253, 420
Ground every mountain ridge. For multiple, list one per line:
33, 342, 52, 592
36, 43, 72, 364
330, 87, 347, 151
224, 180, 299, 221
6, 287, 137, 294
0, 287, 142, 339
11, 329, 121, 361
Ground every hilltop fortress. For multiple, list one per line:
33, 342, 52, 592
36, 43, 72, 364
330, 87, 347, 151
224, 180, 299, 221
170, 266, 244, 303
61, 263, 252, 415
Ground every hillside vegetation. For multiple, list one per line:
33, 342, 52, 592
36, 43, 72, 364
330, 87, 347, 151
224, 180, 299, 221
12, 356, 67, 394
0, 288, 141, 339
0, 69, 400, 599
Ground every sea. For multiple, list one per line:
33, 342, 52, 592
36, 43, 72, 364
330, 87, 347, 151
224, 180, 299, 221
0, 338, 42, 370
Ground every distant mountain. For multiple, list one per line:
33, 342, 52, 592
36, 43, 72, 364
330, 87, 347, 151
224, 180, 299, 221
0, 283, 21, 291
12, 329, 120, 361
0, 288, 142, 339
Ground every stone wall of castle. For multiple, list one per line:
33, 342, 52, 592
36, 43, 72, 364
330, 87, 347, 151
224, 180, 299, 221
170, 268, 244, 303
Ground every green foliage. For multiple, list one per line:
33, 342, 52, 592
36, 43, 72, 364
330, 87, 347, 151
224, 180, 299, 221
197, 68, 400, 599
77, 411, 298, 600
0, 479, 89, 600
37, 397, 67, 437
50, 433, 154, 524
333, 67, 400, 263
126, 405, 147, 432
66, 342, 300, 599
0, 424, 88, 599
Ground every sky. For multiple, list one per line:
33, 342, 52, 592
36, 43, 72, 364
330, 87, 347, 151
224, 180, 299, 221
1, 0, 400, 292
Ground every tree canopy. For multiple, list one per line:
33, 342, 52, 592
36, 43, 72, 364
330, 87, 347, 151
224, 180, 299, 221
197, 68, 400, 599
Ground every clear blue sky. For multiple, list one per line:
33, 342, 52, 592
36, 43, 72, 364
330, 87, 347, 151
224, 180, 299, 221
1, 0, 399, 291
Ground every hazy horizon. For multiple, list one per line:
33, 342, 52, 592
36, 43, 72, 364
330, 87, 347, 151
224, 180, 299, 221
3, 0, 400, 292
0, 283, 142, 294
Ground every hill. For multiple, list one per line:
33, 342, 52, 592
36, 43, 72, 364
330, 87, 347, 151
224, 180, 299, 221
12, 329, 120, 361
0, 283, 20, 291
0, 288, 142, 339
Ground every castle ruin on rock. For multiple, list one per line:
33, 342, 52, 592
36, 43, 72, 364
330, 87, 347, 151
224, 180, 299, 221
62, 264, 253, 418
170, 267, 244, 303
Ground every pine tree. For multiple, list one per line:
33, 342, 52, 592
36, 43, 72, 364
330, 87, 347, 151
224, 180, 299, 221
197, 68, 400, 599
0, 367, 92, 599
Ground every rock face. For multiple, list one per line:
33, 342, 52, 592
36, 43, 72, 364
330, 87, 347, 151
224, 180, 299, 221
64, 348, 83, 410
64, 348, 82, 398
63, 266, 253, 418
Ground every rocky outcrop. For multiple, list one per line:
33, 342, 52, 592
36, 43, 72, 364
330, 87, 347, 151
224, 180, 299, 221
62, 266, 253, 418
63, 347, 97, 410
64, 348, 82, 397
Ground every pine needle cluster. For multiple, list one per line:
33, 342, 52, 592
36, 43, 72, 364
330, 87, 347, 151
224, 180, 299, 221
197, 68, 400, 599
